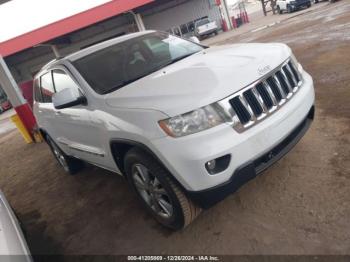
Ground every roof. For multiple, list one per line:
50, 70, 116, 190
0, 0, 154, 57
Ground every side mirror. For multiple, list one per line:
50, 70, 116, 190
189, 36, 200, 44
53, 88, 86, 109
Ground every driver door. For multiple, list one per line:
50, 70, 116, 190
51, 67, 106, 167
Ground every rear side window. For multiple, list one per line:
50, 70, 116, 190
40, 72, 55, 103
33, 78, 42, 102
52, 69, 80, 93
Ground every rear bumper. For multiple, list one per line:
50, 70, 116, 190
198, 28, 218, 36
187, 105, 314, 209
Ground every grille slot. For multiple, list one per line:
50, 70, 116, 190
243, 89, 263, 117
256, 83, 274, 109
225, 59, 303, 132
288, 61, 301, 83
229, 97, 251, 124
276, 71, 291, 94
282, 65, 297, 88
266, 77, 283, 102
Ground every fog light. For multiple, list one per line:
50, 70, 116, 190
206, 160, 216, 171
205, 154, 231, 175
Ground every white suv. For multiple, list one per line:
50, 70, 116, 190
33, 31, 315, 229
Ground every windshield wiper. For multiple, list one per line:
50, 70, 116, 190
161, 53, 196, 68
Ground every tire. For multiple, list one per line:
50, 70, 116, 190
287, 5, 292, 13
214, 30, 218, 36
314, 0, 318, 3
307, 2, 311, 7
46, 135, 84, 175
124, 148, 201, 230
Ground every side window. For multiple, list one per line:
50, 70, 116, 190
52, 69, 80, 93
33, 78, 42, 102
40, 72, 55, 103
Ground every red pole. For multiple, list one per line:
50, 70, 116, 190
231, 16, 237, 29
245, 11, 249, 23
0, 56, 37, 140
222, 19, 228, 32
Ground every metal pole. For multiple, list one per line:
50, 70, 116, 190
51, 45, 61, 59
129, 11, 146, 31
0, 56, 37, 142
0, 56, 26, 107
221, 0, 233, 30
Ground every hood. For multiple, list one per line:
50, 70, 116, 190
105, 43, 291, 117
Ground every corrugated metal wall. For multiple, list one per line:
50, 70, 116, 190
142, 0, 222, 34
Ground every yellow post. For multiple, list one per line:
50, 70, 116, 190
10, 114, 33, 144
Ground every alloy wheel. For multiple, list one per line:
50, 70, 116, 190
132, 164, 174, 219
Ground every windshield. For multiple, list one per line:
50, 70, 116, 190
73, 32, 204, 95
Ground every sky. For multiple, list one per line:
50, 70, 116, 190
0, 0, 112, 42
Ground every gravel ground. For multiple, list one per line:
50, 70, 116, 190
0, 1, 349, 256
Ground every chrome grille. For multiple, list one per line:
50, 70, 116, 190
218, 59, 303, 133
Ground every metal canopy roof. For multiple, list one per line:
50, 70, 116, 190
0, 0, 153, 58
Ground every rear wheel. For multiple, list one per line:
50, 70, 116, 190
46, 136, 84, 175
124, 148, 201, 229
287, 5, 293, 13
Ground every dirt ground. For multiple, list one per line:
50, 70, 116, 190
0, 1, 349, 256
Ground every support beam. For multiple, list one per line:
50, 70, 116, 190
129, 11, 146, 31
0, 56, 37, 141
135, 13, 146, 31
221, 0, 233, 30
0, 56, 26, 107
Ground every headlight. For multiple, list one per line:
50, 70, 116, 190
159, 104, 224, 137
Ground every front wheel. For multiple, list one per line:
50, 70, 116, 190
124, 148, 201, 229
287, 5, 293, 13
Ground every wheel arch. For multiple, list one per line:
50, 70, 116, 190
109, 139, 187, 192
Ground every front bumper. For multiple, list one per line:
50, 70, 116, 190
151, 70, 314, 193
187, 105, 314, 208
